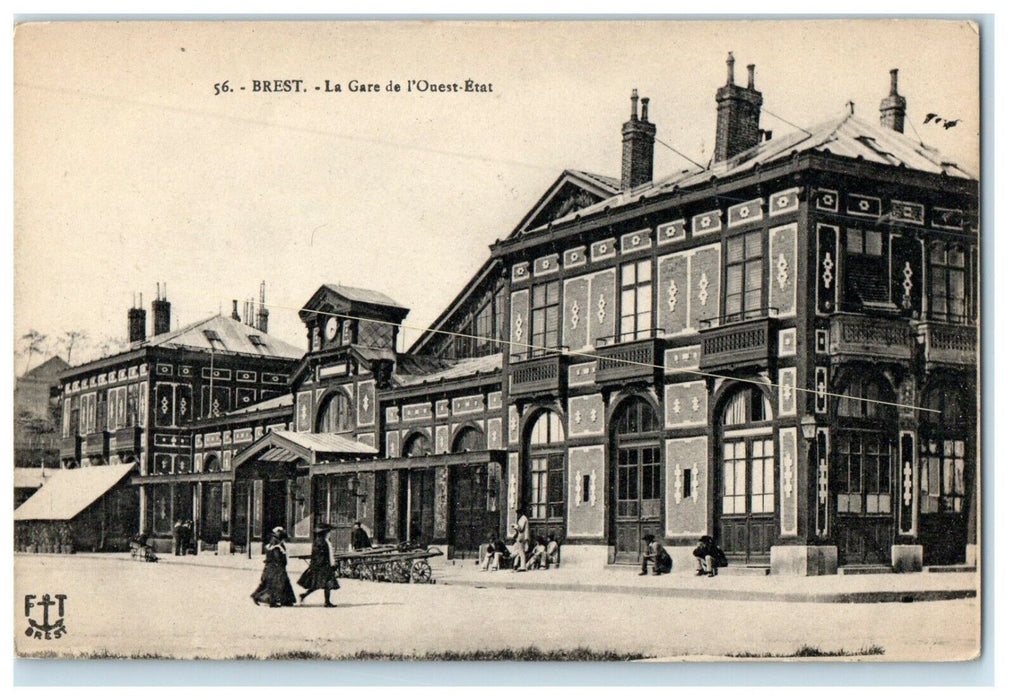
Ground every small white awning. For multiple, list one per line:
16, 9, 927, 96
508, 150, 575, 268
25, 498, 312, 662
14, 463, 135, 521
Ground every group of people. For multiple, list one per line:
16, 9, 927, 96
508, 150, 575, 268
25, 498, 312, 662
171, 519, 195, 556
640, 533, 726, 577
480, 507, 560, 572
251, 522, 351, 608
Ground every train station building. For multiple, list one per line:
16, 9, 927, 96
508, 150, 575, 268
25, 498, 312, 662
28, 57, 979, 574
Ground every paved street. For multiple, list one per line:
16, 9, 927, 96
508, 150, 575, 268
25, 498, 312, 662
14, 554, 979, 661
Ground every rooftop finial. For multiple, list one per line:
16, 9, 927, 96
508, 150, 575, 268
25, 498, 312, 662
726, 52, 735, 85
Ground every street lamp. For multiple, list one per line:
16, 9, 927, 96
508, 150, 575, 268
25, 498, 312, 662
800, 414, 817, 442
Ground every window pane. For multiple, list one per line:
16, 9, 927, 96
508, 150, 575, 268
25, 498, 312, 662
637, 259, 652, 281
865, 230, 882, 256
621, 263, 634, 286
727, 238, 743, 262
621, 288, 635, 313
745, 232, 762, 259
726, 266, 743, 294
532, 284, 545, 307
847, 229, 864, 254
547, 283, 559, 304
637, 284, 652, 310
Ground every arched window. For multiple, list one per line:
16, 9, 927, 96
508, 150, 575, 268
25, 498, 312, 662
920, 384, 969, 514
525, 411, 566, 525
204, 454, 221, 473
832, 373, 896, 564
718, 386, 774, 561
452, 426, 485, 453
403, 432, 432, 458
316, 391, 352, 434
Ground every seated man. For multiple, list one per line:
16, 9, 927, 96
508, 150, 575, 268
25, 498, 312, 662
480, 531, 507, 571
526, 536, 548, 570
545, 532, 561, 568
693, 535, 722, 577
639, 533, 672, 576
350, 521, 372, 551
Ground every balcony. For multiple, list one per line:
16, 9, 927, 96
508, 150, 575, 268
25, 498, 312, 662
58, 435, 80, 461
595, 335, 664, 385
82, 431, 109, 458
508, 353, 566, 397
828, 314, 911, 362
917, 322, 977, 368
699, 316, 776, 372
110, 426, 143, 455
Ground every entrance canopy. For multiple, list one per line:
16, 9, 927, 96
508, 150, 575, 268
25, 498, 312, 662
233, 429, 377, 476
14, 462, 135, 521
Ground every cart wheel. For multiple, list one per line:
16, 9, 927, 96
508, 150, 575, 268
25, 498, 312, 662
338, 561, 354, 578
410, 560, 432, 583
354, 562, 375, 581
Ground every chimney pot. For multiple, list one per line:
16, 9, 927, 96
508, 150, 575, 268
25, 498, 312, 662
879, 69, 906, 133
621, 89, 656, 190
747, 64, 756, 89
726, 52, 735, 85
714, 55, 764, 162
630, 89, 639, 118
640, 97, 650, 122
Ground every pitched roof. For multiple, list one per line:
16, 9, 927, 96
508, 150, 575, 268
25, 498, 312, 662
23, 356, 70, 380
321, 284, 406, 310
14, 463, 135, 521
143, 314, 303, 360
545, 110, 976, 230
510, 169, 623, 238
226, 392, 294, 416
232, 429, 377, 469
14, 468, 50, 490
395, 353, 502, 387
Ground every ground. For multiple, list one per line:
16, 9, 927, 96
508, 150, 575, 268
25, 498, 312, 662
14, 554, 979, 661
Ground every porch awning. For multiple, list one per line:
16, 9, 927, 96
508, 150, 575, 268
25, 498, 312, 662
311, 449, 506, 476
14, 462, 135, 521
232, 429, 378, 471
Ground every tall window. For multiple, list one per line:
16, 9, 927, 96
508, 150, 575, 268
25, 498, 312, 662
920, 385, 968, 514
530, 282, 560, 357
720, 387, 774, 517
724, 230, 764, 321
834, 377, 894, 515
526, 411, 565, 523
452, 426, 486, 453
619, 260, 653, 341
929, 242, 968, 322
844, 228, 889, 306
403, 432, 432, 457
316, 391, 352, 433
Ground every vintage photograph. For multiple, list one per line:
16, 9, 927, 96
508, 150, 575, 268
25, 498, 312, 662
13, 19, 981, 663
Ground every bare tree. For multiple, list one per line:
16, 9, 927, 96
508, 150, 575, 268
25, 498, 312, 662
18, 330, 48, 375
60, 330, 88, 365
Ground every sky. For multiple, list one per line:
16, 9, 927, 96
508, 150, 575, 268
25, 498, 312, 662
13, 19, 981, 370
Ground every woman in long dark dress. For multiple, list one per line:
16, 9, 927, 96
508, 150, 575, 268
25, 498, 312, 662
297, 524, 340, 607
251, 527, 297, 607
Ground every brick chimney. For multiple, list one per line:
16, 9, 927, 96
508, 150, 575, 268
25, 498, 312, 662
231, 299, 241, 322
128, 293, 147, 344
879, 68, 906, 133
621, 89, 656, 190
152, 282, 171, 336
714, 53, 764, 163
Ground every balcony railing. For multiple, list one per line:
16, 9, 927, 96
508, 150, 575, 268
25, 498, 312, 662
58, 435, 80, 461
82, 431, 109, 458
699, 316, 775, 372
110, 426, 143, 455
828, 314, 911, 362
595, 334, 664, 385
508, 353, 566, 397
698, 307, 780, 331
917, 321, 977, 367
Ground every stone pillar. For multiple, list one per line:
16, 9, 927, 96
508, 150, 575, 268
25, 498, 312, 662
138, 485, 148, 532
385, 470, 400, 542
433, 466, 448, 544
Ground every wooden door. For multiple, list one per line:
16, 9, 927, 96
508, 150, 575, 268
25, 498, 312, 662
200, 482, 223, 543
450, 463, 497, 558
718, 437, 775, 563
613, 445, 662, 563
833, 429, 893, 565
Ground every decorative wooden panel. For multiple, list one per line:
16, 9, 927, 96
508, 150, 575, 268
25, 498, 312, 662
664, 381, 708, 428
779, 428, 797, 536
688, 244, 720, 329
568, 394, 605, 437
665, 436, 708, 537
657, 251, 690, 335
562, 274, 592, 351
769, 223, 797, 318
567, 446, 604, 537
509, 289, 530, 358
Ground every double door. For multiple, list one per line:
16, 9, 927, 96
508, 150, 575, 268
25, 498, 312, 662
450, 463, 499, 558
718, 436, 775, 563
833, 429, 894, 565
612, 444, 662, 563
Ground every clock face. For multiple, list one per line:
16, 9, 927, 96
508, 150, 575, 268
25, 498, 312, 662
325, 317, 339, 340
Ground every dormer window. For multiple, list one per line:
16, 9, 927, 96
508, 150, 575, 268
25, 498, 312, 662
248, 334, 267, 353
203, 329, 227, 352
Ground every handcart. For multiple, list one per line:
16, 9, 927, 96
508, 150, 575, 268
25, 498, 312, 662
333, 544, 442, 584
129, 533, 159, 562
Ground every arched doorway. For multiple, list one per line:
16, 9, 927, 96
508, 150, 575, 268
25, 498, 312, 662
716, 385, 775, 563
316, 390, 352, 434
449, 425, 496, 558
200, 455, 224, 543
919, 380, 972, 565
402, 432, 434, 545
831, 373, 896, 565
524, 410, 566, 540
609, 397, 661, 564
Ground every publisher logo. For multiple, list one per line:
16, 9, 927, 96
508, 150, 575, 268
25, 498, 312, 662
24, 594, 68, 640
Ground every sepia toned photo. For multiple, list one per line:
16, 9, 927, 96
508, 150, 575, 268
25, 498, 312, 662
13, 19, 982, 664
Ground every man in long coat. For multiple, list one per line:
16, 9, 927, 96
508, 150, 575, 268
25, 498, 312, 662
298, 524, 340, 607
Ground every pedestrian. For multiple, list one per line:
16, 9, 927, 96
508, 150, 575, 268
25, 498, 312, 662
298, 524, 340, 607
172, 518, 183, 556
480, 531, 502, 571
639, 533, 672, 576
182, 520, 194, 555
251, 526, 297, 607
514, 507, 530, 570
350, 520, 372, 550
693, 535, 724, 577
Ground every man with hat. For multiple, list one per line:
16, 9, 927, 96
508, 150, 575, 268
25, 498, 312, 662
513, 506, 531, 571
350, 520, 372, 551
639, 533, 672, 576
693, 534, 723, 577
297, 523, 340, 607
